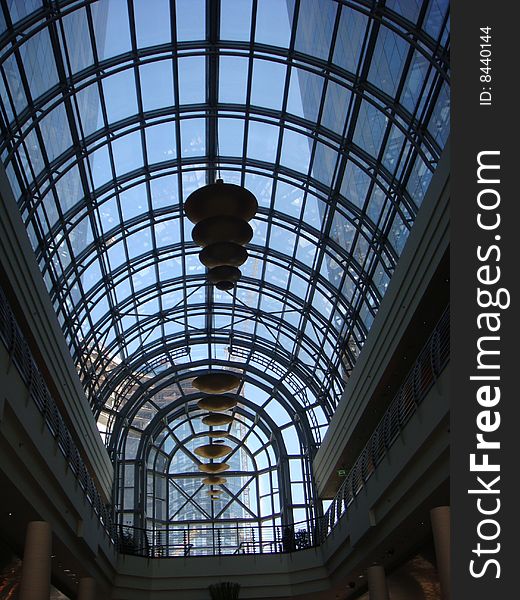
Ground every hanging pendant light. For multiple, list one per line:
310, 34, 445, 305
202, 475, 227, 485
184, 180, 258, 223
197, 395, 238, 412
202, 413, 234, 426
198, 463, 230, 474
199, 242, 248, 268
206, 430, 230, 438
184, 179, 257, 289
194, 443, 233, 459
193, 372, 240, 393
207, 266, 241, 290
192, 216, 253, 247
194, 430, 230, 439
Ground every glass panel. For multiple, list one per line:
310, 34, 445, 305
89, 144, 112, 189
353, 101, 388, 158
112, 131, 143, 176
102, 70, 138, 123
19, 28, 58, 100
333, 6, 368, 73
62, 8, 94, 73
220, 0, 252, 41
151, 175, 179, 209
55, 165, 83, 214
92, 0, 132, 60
134, 0, 171, 47
180, 119, 206, 156
178, 56, 205, 104
294, 0, 336, 59
280, 129, 310, 174
176, 0, 205, 41
251, 59, 287, 110
75, 83, 103, 137
246, 121, 279, 163
368, 26, 408, 97
218, 118, 244, 157
6, 0, 42, 24
255, 0, 292, 47
424, 0, 449, 40
321, 81, 350, 134
386, 0, 422, 23
312, 142, 337, 186
273, 181, 303, 220
146, 122, 177, 164
288, 69, 324, 123
219, 56, 249, 104
140, 60, 175, 111
120, 183, 148, 221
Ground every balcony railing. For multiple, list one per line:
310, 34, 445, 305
0, 285, 116, 542
118, 521, 318, 557
320, 306, 450, 540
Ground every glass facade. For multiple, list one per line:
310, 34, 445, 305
0, 0, 449, 544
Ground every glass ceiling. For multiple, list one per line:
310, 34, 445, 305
0, 0, 449, 516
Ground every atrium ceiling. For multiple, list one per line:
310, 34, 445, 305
0, 0, 449, 527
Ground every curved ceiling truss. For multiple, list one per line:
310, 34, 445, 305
107, 361, 320, 456
0, 0, 449, 471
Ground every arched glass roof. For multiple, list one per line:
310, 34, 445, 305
0, 0, 449, 458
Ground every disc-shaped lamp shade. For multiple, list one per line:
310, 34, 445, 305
206, 430, 230, 438
192, 217, 253, 247
193, 372, 240, 393
216, 281, 234, 292
202, 413, 234, 426
208, 266, 241, 290
184, 180, 258, 224
202, 476, 227, 485
207, 489, 222, 496
197, 395, 238, 412
195, 430, 230, 439
198, 463, 230, 474
199, 243, 248, 268
194, 444, 233, 459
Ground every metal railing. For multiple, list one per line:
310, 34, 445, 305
117, 521, 317, 557
0, 286, 116, 542
319, 307, 450, 540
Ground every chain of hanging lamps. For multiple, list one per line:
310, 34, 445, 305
184, 179, 258, 500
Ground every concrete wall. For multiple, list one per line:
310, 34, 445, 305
0, 336, 116, 597
0, 163, 113, 501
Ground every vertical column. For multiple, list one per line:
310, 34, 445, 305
18, 521, 52, 600
77, 577, 96, 600
367, 565, 390, 600
430, 506, 451, 600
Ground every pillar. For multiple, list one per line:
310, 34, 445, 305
367, 565, 390, 600
77, 577, 96, 600
430, 506, 451, 600
18, 521, 52, 600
